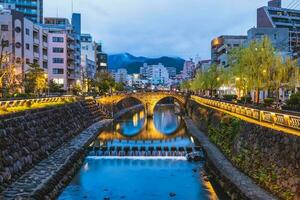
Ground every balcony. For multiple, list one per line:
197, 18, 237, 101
34, 38, 39, 45
33, 52, 39, 59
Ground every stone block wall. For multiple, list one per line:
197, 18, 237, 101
0, 99, 106, 192
187, 100, 300, 200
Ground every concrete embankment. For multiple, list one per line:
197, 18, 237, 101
184, 117, 277, 200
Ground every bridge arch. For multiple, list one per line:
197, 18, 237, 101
97, 92, 186, 117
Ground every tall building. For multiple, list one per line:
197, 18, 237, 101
43, 16, 81, 90
182, 60, 195, 79
166, 67, 176, 79
247, 27, 290, 55
257, 0, 300, 58
114, 68, 127, 83
95, 42, 108, 72
81, 33, 96, 79
0, 0, 43, 23
211, 35, 247, 68
0, 9, 47, 77
140, 63, 169, 85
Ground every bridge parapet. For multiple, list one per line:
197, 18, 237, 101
191, 95, 300, 135
96, 92, 186, 117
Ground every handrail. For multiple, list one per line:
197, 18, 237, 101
191, 95, 300, 131
0, 96, 78, 109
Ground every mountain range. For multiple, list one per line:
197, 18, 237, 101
108, 53, 185, 74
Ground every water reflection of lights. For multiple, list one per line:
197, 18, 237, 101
115, 123, 120, 130
139, 110, 144, 119
190, 136, 194, 144
83, 163, 89, 171
133, 113, 139, 127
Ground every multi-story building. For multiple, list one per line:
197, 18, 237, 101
114, 68, 127, 84
182, 60, 195, 79
43, 16, 81, 90
81, 33, 96, 79
211, 35, 247, 68
166, 67, 176, 79
257, 0, 300, 58
95, 42, 108, 72
140, 63, 169, 85
0, 9, 47, 78
247, 27, 290, 55
0, 0, 43, 23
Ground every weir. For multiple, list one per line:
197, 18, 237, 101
88, 146, 203, 157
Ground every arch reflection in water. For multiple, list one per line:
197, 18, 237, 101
99, 105, 185, 142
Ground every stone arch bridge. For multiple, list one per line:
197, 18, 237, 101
96, 92, 187, 117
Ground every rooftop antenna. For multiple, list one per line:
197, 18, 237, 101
71, 0, 74, 13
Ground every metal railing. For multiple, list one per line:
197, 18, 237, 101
0, 96, 77, 109
191, 95, 300, 131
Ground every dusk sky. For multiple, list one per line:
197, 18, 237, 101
44, 0, 295, 59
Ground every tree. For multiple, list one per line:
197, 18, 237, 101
93, 71, 116, 94
24, 63, 47, 96
49, 79, 64, 93
180, 80, 191, 92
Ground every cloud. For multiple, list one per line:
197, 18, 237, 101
44, 0, 293, 59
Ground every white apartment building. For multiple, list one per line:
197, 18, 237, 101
0, 9, 48, 78
140, 63, 169, 85
115, 68, 127, 84
182, 60, 195, 80
81, 33, 96, 79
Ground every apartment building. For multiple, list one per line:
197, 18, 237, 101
0, 0, 43, 23
257, 0, 300, 58
0, 9, 47, 77
81, 33, 96, 79
43, 16, 81, 90
211, 35, 247, 68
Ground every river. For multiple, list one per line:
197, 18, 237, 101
58, 105, 223, 200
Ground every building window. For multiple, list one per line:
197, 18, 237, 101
26, 58, 30, 64
52, 47, 64, 53
26, 28, 30, 35
53, 78, 64, 85
1, 25, 8, 31
52, 68, 64, 74
26, 43, 30, 50
53, 58, 64, 64
16, 57, 21, 64
52, 37, 64, 43
15, 27, 21, 33
15, 42, 22, 48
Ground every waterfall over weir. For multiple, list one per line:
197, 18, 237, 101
88, 146, 203, 158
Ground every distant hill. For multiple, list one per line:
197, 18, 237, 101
108, 53, 185, 74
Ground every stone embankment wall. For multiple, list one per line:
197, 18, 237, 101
0, 99, 107, 192
187, 100, 300, 200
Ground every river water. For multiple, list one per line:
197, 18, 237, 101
58, 105, 222, 200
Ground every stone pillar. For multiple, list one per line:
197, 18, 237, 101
145, 102, 155, 117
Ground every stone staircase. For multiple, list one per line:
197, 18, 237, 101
81, 99, 112, 122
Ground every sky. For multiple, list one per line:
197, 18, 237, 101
44, 0, 295, 59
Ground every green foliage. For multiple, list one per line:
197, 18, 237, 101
180, 80, 191, 91
263, 98, 274, 107
223, 94, 237, 102
190, 64, 223, 96
237, 96, 252, 104
283, 92, 300, 111
24, 63, 47, 96
49, 80, 64, 93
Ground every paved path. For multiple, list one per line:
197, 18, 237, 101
1, 119, 113, 200
184, 117, 278, 200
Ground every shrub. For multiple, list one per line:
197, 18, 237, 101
263, 98, 274, 107
238, 96, 252, 104
283, 93, 300, 111
223, 94, 237, 102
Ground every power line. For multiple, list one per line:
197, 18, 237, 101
288, 0, 299, 9
287, 0, 297, 8
292, 0, 300, 8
